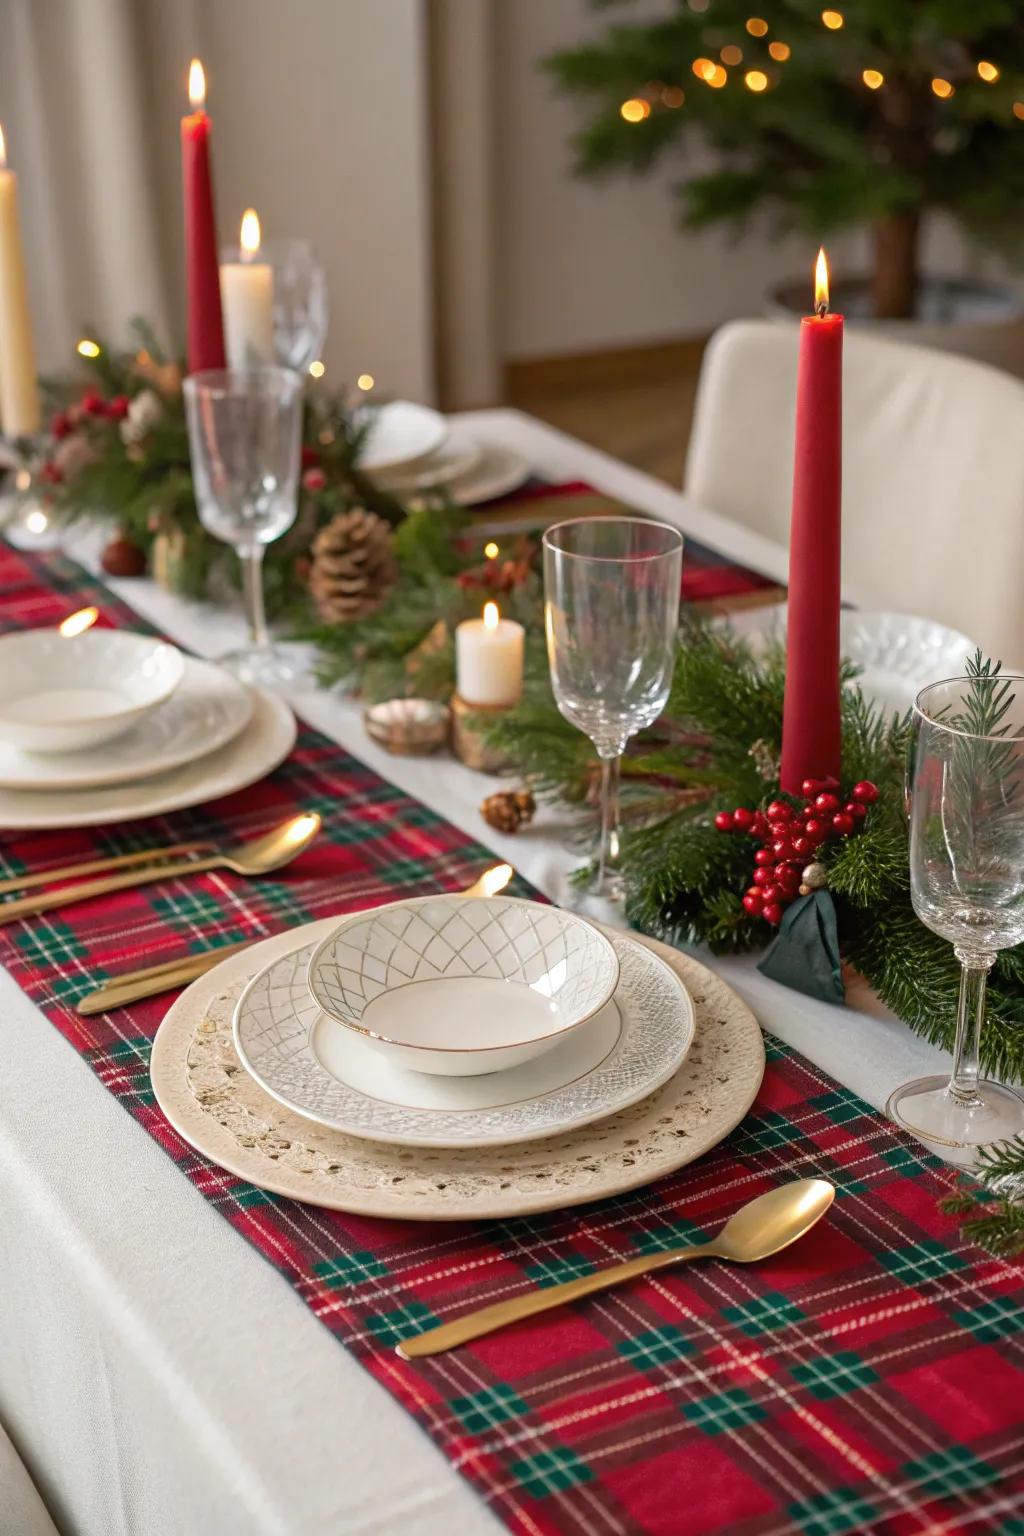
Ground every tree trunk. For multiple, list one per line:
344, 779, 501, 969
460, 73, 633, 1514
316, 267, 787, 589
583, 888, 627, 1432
872, 212, 921, 320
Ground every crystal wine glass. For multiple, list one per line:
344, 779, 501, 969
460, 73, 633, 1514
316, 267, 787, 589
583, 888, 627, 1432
183, 366, 303, 688
888, 673, 1024, 1156
266, 239, 329, 373
543, 517, 683, 897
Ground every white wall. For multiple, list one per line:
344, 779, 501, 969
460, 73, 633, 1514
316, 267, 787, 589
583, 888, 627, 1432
493, 0, 1010, 362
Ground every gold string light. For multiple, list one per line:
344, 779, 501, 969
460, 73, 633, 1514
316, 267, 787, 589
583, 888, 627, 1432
620, 97, 650, 122
977, 61, 999, 82
768, 41, 790, 61
77, 339, 101, 359
1013, 101, 1024, 119
862, 69, 884, 89
931, 77, 954, 98
745, 69, 768, 92
692, 57, 715, 79
661, 84, 685, 107
745, 17, 768, 36
721, 44, 743, 66
821, 10, 844, 29
705, 63, 728, 88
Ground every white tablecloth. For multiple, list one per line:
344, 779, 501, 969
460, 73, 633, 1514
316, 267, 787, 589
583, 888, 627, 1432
0, 411, 952, 1536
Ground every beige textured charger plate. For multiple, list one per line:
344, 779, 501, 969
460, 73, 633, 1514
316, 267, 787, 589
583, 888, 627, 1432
150, 918, 765, 1220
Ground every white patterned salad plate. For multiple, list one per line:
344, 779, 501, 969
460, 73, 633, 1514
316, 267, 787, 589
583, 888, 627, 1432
0, 656, 254, 791
307, 895, 619, 1076
0, 628, 184, 753
445, 440, 530, 507
735, 608, 975, 715
233, 927, 694, 1147
0, 689, 295, 830
356, 401, 447, 474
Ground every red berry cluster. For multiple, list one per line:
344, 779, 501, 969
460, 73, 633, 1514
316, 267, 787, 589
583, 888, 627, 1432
51, 393, 130, 439
714, 776, 879, 927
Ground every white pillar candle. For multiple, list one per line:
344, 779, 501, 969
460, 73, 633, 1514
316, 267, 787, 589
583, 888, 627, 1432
455, 602, 525, 707
220, 208, 274, 370
0, 125, 40, 437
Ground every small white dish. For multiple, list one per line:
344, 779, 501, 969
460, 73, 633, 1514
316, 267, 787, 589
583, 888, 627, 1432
234, 929, 694, 1147
306, 894, 619, 1077
0, 688, 295, 830
356, 401, 448, 475
0, 656, 253, 791
0, 629, 184, 753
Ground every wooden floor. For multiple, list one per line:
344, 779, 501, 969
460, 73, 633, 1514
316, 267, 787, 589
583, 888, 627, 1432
505, 339, 706, 489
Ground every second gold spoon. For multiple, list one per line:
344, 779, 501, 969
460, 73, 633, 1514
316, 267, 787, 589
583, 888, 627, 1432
396, 1178, 835, 1360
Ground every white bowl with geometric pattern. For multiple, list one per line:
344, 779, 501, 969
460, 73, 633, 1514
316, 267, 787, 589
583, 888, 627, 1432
306, 895, 620, 1077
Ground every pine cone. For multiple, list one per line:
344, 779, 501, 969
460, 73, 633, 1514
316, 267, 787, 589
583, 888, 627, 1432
480, 789, 536, 835
309, 508, 396, 622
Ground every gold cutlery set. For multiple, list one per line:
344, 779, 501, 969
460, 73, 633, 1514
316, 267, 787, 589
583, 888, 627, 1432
1, 819, 834, 1354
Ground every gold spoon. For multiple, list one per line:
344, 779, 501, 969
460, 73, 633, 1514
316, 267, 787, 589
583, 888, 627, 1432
396, 1178, 835, 1360
0, 812, 323, 927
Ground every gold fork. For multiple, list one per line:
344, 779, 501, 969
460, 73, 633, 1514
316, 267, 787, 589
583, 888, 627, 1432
0, 841, 212, 897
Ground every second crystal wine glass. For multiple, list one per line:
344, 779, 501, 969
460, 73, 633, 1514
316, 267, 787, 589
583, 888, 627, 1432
888, 672, 1024, 1156
543, 517, 683, 896
183, 366, 303, 687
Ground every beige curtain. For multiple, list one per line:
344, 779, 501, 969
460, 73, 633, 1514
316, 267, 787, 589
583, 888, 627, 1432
0, 0, 207, 366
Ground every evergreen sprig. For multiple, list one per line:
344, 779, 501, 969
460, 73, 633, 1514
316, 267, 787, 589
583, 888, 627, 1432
943, 1134, 1024, 1259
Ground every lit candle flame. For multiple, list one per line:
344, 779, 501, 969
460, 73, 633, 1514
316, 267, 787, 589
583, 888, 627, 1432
59, 607, 99, 638
188, 58, 206, 110
240, 208, 261, 261
814, 247, 830, 314
483, 601, 500, 630
0, 124, 6, 169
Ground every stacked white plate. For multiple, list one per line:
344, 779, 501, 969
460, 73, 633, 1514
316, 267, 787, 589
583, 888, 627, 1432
360, 400, 528, 507
0, 629, 296, 830
228, 893, 697, 1151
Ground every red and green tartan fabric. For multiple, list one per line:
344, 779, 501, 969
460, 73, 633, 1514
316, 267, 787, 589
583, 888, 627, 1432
2, 536, 1023, 1536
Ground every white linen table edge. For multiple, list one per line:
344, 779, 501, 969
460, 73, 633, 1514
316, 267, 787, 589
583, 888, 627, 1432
0, 408, 951, 1536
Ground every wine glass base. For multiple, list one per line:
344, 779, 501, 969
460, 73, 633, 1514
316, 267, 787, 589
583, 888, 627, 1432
216, 644, 306, 691
886, 1074, 1024, 1158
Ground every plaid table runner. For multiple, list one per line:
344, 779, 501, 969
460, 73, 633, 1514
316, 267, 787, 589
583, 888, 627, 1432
2, 534, 1023, 1536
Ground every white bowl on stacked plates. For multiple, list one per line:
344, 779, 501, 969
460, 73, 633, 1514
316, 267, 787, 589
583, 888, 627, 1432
307, 894, 619, 1077
0, 629, 184, 753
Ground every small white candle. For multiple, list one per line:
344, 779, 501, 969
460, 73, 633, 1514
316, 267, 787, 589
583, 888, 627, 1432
0, 125, 40, 437
455, 601, 524, 707
220, 208, 274, 370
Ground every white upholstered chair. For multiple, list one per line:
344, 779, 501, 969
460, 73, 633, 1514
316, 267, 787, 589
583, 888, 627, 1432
0, 1420, 59, 1536
685, 320, 1024, 666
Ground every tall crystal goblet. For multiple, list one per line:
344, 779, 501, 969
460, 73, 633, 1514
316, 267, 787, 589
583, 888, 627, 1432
887, 673, 1024, 1156
543, 517, 683, 898
183, 366, 303, 688
266, 239, 329, 373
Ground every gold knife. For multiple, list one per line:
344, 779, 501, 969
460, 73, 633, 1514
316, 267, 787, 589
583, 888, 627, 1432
75, 863, 515, 1015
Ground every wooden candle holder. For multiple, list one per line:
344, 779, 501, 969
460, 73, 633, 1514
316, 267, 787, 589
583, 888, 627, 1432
450, 693, 515, 772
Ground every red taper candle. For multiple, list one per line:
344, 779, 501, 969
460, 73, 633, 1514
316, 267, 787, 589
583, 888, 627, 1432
181, 59, 226, 375
780, 248, 843, 794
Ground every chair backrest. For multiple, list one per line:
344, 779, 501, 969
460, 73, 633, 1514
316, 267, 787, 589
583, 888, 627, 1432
685, 319, 1024, 666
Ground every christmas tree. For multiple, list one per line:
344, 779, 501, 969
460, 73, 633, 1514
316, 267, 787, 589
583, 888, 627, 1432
547, 0, 1024, 318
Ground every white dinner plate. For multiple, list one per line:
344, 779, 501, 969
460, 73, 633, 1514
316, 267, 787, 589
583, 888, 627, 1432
448, 441, 530, 506
233, 928, 694, 1147
0, 689, 295, 829
732, 608, 976, 716
0, 656, 254, 791
356, 401, 447, 474
371, 431, 481, 494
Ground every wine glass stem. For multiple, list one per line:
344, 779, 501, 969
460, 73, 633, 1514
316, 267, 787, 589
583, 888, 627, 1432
949, 947, 995, 1105
597, 753, 622, 894
239, 545, 269, 650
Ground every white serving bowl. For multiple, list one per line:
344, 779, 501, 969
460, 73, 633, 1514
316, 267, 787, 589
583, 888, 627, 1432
307, 894, 620, 1077
0, 629, 185, 753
